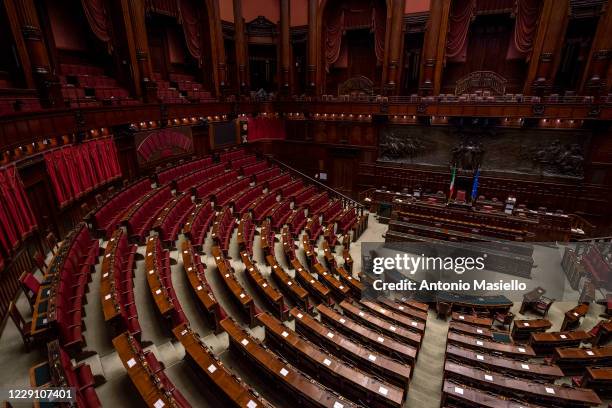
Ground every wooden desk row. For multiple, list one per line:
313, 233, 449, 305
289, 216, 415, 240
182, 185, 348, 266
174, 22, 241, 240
212, 245, 257, 327
529, 330, 592, 355
100, 229, 140, 339
519, 287, 547, 315
451, 312, 493, 328
322, 239, 338, 270
181, 240, 223, 333
291, 258, 333, 305
360, 299, 426, 332
398, 297, 429, 313
313, 262, 351, 299
145, 237, 174, 317
29, 340, 101, 408
266, 254, 311, 312
552, 345, 612, 375
302, 234, 318, 267
592, 320, 612, 346
448, 321, 493, 339
561, 303, 589, 331
579, 367, 612, 397
113, 332, 189, 408
447, 332, 535, 359
444, 360, 601, 407
240, 250, 288, 321
281, 226, 296, 261
220, 317, 358, 408
30, 225, 83, 341
258, 312, 406, 408
511, 319, 552, 341
339, 300, 422, 349
317, 304, 417, 364
441, 379, 546, 408
290, 307, 412, 387
334, 265, 364, 299
435, 291, 513, 315
259, 219, 275, 258
445, 343, 563, 381
173, 323, 272, 408
322, 222, 338, 248
341, 234, 353, 273
100, 230, 125, 325
395, 208, 526, 241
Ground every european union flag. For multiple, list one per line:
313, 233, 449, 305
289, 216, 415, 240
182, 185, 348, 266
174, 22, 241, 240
471, 168, 480, 201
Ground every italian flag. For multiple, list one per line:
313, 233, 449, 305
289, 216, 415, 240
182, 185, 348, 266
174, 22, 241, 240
449, 166, 456, 199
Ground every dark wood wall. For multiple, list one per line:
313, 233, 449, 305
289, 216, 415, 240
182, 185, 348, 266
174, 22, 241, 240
252, 119, 612, 231
441, 14, 529, 94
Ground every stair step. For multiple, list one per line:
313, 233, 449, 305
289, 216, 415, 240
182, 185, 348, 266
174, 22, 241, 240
99, 352, 125, 381
151, 341, 183, 367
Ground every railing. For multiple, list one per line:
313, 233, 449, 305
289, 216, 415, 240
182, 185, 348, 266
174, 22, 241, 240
264, 155, 365, 215
578, 236, 612, 243
358, 187, 376, 205
0, 236, 40, 330
386, 94, 601, 104
569, 213, 596, 237
455, 71, 507, 96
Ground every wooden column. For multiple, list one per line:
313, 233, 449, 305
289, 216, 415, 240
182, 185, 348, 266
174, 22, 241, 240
10, 0, 62, 107
307, 0, 318, 93
280, 0, 291, 94
386, 0, 406, 94
233, 0, 249, 93
207, 0, 227, 96
127, 0, 157, 102
117, 0, 142, 97
524, 0, 569, 95
419, 0, 451, 95
113, 126, 139, 180
2, 0, 34, 88
580, 2, 612, 95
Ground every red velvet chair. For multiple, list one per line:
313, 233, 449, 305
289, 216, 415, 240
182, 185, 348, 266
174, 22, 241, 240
19, 271, 40, 310
33, 251, 47, 274
455, 190, 466, 203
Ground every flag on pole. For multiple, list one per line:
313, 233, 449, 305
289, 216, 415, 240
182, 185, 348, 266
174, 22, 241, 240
471, 167, 480, 201
449, 166, 456, 199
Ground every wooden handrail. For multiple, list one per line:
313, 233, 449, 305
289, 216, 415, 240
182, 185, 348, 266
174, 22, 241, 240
264, 155, 365, 214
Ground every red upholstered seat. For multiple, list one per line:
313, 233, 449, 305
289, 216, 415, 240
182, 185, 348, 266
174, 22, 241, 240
19, 272, 40, 308
455, 190, 466, 203
144, 351, 163, 373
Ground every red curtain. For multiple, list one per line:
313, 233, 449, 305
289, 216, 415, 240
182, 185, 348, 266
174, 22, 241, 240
0, 201, 19, 254
372, 3, 386, 65
506, 0, 541, 60
0, 165, 37, 256
45, 138, 121, 207
1, 166, 37, 237
325, 1, 386, 71
325, 7, 345, 72
81, 0, 111, 43
64, 147, 84, 199
247, 117, 286, 142
179, 0, 202, 62
446, 0, 476, 63
45, 152, 66, 206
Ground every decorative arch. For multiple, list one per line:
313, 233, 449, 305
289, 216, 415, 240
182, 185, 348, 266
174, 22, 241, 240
136, 129, 193, 165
